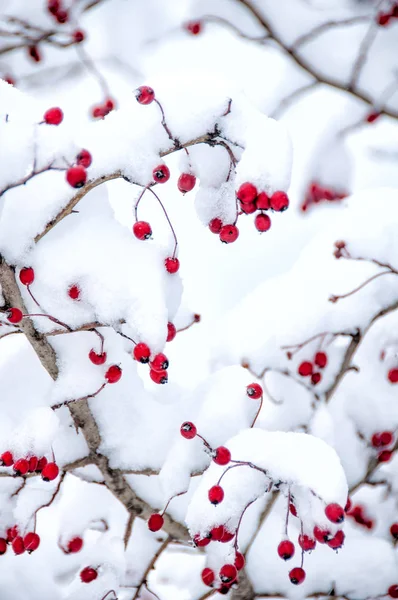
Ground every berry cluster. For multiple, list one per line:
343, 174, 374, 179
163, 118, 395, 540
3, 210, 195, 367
92, 98, 116, 120
345, 499, 374, 530
0, 450, 59, 481
0, 526, 40, 556
66, 148, 92, 188
297, 351, 327, 386
301, 181, 347, 213
133, 342, 169, 385
371, 430, 395, 463
377, 3, 398, 26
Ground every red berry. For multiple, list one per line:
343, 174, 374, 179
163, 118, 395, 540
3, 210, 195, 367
80, 567, 98, 583
289, 567, 306, 585
56, 9, 69, 23
235, 552, 245, 570
6, 526, 18, 542
311, 372, 322, 385
313, 526, 331, 543
209, 218, 223, 234
19, 267, 34, 286
270, 191, 289, 212
166, 322, 176, 342
327, 529, 345, 550
246, 383, 263, 399
254, 213, 271, 232
73, 30, 85, 43
92, 105, 106, 119
371, 433, 383, 448
298, 361, 313, 377
220, 564, 237, 584
193, 534, 211, 547
220, 529, 235, 543
213, 447, 231, 466
68, 284, 80, 300
66, 165, 87, 189
47, 0, 60, 14
135, 86, 155, 105
105, 365, 122, 384
37, 457, 48, 472
388, 368, 398, 383
210, 525, 224, 541
345, 498, 352, 512
298, 534, 316, 551
208, 485, 224, 505
7, 308, 23, 324
289, 503, 297, 517
0, 451, 13, 467
105, 98, 115, 111
390, 523, 398, 539
89, 350, 107, 366
377, 12, 391, 25
389, 586, 398, 599
133, 343, 151, 363
165, 257, 180, 274
41, 462, 59, 482
180, 422, 197, 439
201, 568, 215, 586
67, 536, 83, 553
12, 536, 25, 555
219, 224, 239, 243
28, 456, 38, 472
240, 201, 256, 214
149, 369, 168, 384
150, 353, 169, 372
378, 450, 393, 462
325, 503, 344, 524
277, 540, 295, 560
148, 514, 164, 532
186, 21, 202, 35
0, 538, 7, 555
133, 221, 152, 240
366, 111, 380, 123
76, 149, 92, 168
314, 351, 327, 368
13, 458, 29, 476
256, 192, 270, 210
43, 107, 63, 125
177, 173, 196, 193
237, 182, 257, 204
24, 532, 40, 553
380, 431, 394, 446
153, 164, 170, 183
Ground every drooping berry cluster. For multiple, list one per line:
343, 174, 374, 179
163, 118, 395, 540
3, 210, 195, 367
297, 351, 327, 385
0, 526, 40, 556
66, 149, 92, 189
301, 181, 347, 213
133, 342, 169, 385
0, 451, 59, 481
47, 0, 69, 24
370, 430, 395, 463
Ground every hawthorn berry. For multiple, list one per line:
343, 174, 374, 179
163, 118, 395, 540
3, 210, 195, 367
0, 451, 13, 466
208, 218, 223, 234
210, 525, 224, 541
133, 343, 151, 363
7, 526, 18, 542
150, 353, 169, 372
66, 165, 87, 188
389, 586, 398, 599
327, 530, 345, 550
298, 361, 313, 377
277, 540, 295, 560
89, 350, 107, 366
165, 257, 180, 274
0, 538, 7, 555
67, 536, 83, 553
246, 383, 263, 399
68, 284, 80, 300
235, 552, 245, 570
166, 322, 176, 342
177, 173, 196, 193
80, 567, 98, 583
213, 446, 231, 466
325, 503, 344, 524
28, 456, 38, 472
377, 12, 391, 26
390, 523, 398, 540
380, 431, 394, 446
193, 534, 212, 547
313, 526, 331, 543
7, 308, 23, 324
24, 532, 40, 553
256, 192, 270, 210
289, 503, 297, 516
254, 213, 271, 232
76, 149, 92, 168
298, 534, 316, 551
37, 457, 48, 471
135, 86, 155, 105
148, 514, 164, 532
133, 221, 152, 240
201, 568, 215, 586
208, 485, 224, 505
289, 567, 306, 585
220, 564, 237, 583
378, 450, 392, 462
19, 267, 34, 286
366, 111, 380, 123
13, 458, 29, 476
180, 422, 197, 439
12, 536, 25, 555
41, 462, 59, 481
153, 164, 170, 183
47, 0, 60, 13
270, 191, 289, 212
237, 182, 257, 204
150, 369, 168, 384
219, 224, 239, 244
220, 529, 235, 543
105, 365, 122, 384
314, 351, 327, 368
388, 368, 398, 383
311, 372, 322, 385
186, 21, 202, 35
73, 30, 85, 43
240, 201, 256, 215
56, 9, 69, 23
28, 46, 41, 62
43, 107, 63, 125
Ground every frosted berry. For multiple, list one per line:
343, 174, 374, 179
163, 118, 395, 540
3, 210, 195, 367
150, 369, 168, 384
67, 536, 83, 553
390, 523, 398, 540
7, 308, 23, 324
388, 368, 398, 383
246, 383, 263, 399
148, 514, 164, 532
66, 165, 87, 188
210, 525, 225, 541
220, 564, 237, 584
12, 536, 25, 555
89, 350, 107, 366
178, 173, 196, 193
68, 284, 80, 300
24, 532, 40, 553
133, 221, 152, 240
289, 567, 306, 585
237, 182, 257, 204
389, 586, 398, 599
270, 191, 289, 212
311, 372, 322, 385
73, 30, 85, 43
313, 526, 331, 543
44, 107, 63, 125
37, 457, 48, 471
165, 257, 180, 274
133, 343, 151, 363
378, 450, 392, 462
167, 322, 176, 342
240, 201, 256, 215
28, 456, 38, 472
208, 485, 224, 505
19, 267, 34, 286
219, 224, 239, 244
209, 218, 223, 234
201, 568, 215, 586
254, 213, 271, 232
105, 365, 122, 384
327, 529, 345, 550
76, 149, 92, 168
298, 534, 316, 551
193, 534, 211, 547
7, 526, 18, 542
153, 164, 170, 183
0, 538, 7, 555
314, 351, 327, 368
135, 86, 155, 105
380, 431, 394, 446
256, 192, 270, 210
235, 552, 245, 570
325, 503, 344, 524
180, 422, 197, 439
13, 458, 29, 476
150, 353, 169, 372
220, 529, 235, 543
80, 567, 98, 583
186, 21, 202, 35
0, 451, 13, 466
41, 462, 59, 482
213, 446, 231, 466
277, 540, 295, 560
298, 361, 313, 377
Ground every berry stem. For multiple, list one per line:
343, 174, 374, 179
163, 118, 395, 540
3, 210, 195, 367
51, 383, 107, 410
26, 285, 41, 309
250, 395, 263, 428
147, 187, 178, 258
23, 313, 72, 331
234, 498, 257, 550
285, 489, 291, 536
154, 99, 179, 148
176, 314, 201, 333
134, 185, 151, 220
329, 270, 393, 303
91, 328, 105, 353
